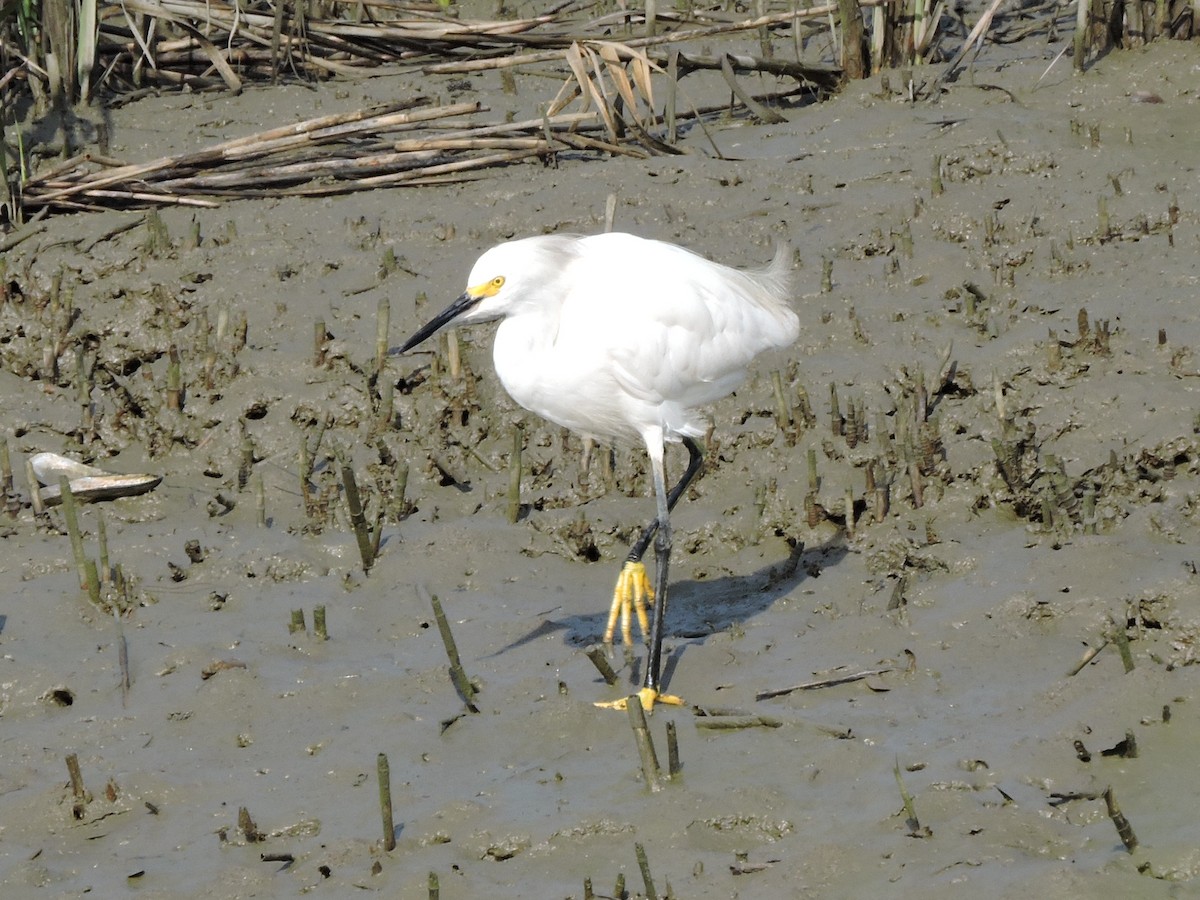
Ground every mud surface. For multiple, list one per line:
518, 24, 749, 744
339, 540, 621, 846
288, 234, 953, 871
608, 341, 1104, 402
2, 24, 1200, 900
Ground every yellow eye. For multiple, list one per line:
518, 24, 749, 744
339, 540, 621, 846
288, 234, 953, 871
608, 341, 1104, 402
491, 276, 505, 289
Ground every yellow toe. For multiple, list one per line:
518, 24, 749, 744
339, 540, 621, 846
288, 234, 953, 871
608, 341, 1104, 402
594, 687, 685, 712
604, 560, 655, 646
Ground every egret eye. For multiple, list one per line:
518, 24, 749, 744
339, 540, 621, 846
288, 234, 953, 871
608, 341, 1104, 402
491, 276, 505, 289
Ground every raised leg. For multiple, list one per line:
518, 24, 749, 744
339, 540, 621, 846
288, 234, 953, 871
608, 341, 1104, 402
602, 437, 704, 646
628, 436, 704, 567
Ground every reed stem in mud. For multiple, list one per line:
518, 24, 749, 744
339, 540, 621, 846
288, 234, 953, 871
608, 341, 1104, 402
626, 701, 662, 792
59, 477, 89, 591
378, 753, 396, 851
430, 593, 478, 709
375, 296, 390, 375
340, 459, 376, 572
1103, 786, 1138, 852
507, 424, 523, 524
666, 720, 681, 777
585, 646, 619, 685
635, 842, 659, 900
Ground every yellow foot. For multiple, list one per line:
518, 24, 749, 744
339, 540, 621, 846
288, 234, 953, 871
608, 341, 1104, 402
594, 687, 686, 712
604, 560, 653, 646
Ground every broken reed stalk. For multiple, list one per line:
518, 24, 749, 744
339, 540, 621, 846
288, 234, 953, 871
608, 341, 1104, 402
0, 438, 11, 502
665, 720, 681, 777
585, 646, 619, 685
289, 609, 307, 634
378, 752, 396, 851
429, 593, 479, 711
1067, 637, 1109, 676
238, 806, 261, 842
314, 319, 328, 367
254, 472, 266, 526
635, 842, 659, 900
371, 505, 385, 561
694, 715, 782, 729
507, 424, 523, 524
66, 752, 88, 816
25, 460, 43, 516
313, 605, 328, 640
59, 477, 99, 601
771, 370, 791, 430
1074, 0, 1089, 71
445, 328, 461, 381
340, 458, 376, 572
893, 759, 923, 836
165, 344, 183, 411
114, 606, 130, 705
377, 378, 395, 433
238, 426, 254, 491
1103, 786, 1138, 852
428, 872, 440, 900
626, 700, 662, 792
375, 295, 390, 375
96, 510, 110, 584
1111, 624, 1135, 673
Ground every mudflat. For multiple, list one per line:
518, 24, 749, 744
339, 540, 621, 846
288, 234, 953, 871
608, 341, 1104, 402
2, 20, 1198, 899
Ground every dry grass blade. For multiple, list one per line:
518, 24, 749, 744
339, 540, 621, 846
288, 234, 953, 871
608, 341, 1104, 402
565, 43, 619, 140
173, 21, 245, 93
597, 42, 654, 126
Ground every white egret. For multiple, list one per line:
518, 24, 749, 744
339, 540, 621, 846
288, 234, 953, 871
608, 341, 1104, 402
396, 232, 799, 709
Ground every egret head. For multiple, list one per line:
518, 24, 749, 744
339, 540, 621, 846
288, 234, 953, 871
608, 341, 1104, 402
395, 236, 578, 354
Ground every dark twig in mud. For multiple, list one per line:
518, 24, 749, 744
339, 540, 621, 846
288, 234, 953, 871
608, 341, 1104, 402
756, 667, 893, 700
507, 423, 524, 524
635, 842, 660, 900
375, 296, 391, 377
1103, 786, 1138, 852
1101, 729, 1138, 760
378, 753, 397, 852
238, 806, 263, 842
339, 454, 376, 573
893, 760, 929, 837
59, 477, 99, 604
585, 646, 619, 685
694, 715, 783, 730
0, 439, 15, 519
65, 752, 89, 818
666, 720, 681, 777
114, 607, 130, 706
626, 700, 663, 792
429, 593, 479, 713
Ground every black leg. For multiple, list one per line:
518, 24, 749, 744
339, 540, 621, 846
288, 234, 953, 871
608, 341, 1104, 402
626, 436, 704, 565
644, 506, 671, 693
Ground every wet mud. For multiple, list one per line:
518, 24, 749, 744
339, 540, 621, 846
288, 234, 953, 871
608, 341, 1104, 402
2, 29, 1200, 900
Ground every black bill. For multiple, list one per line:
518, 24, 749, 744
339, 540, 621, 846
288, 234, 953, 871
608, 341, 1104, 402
391, 291, 480, 355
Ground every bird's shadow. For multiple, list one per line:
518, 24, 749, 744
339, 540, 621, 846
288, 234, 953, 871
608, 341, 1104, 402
487, 538, 847, 679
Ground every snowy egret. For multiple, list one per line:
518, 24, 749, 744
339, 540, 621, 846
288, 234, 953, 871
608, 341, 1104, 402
396, 232, 799, 709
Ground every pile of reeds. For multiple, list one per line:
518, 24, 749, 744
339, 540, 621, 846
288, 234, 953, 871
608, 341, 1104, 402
5, 1, 852, 219
5, 0, 1195, 222
16, 99, 633, 214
